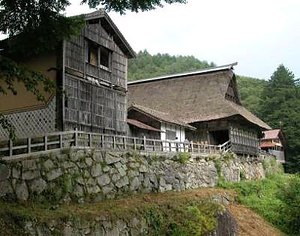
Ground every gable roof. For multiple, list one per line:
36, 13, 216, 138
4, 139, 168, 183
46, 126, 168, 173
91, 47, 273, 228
128, 104, 196, 130
85, 10, 135, 58
0, 10, 136, 59
128, 64, 271, 130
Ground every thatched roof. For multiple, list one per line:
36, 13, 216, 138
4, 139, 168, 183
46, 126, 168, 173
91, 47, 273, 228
128, 64, 271, 130
128, 104, 196, 130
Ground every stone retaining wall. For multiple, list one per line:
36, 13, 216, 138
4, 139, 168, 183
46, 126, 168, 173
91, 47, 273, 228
0, 149, 271, 203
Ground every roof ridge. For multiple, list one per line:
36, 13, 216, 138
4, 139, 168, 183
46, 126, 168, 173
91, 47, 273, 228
128, 62, 238, 85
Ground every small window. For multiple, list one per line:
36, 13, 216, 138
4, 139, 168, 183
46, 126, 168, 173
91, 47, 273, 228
166, 130, 176, 140
87, 41, 111, 69
88, 42, 98, 66
100, 46, 110, 68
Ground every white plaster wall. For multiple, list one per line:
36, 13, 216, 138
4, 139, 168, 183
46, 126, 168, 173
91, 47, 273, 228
160, 122, 185, 142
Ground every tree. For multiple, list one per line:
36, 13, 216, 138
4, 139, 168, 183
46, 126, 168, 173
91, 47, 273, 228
0, 0, 186, 137
259, 65, 300, 172
128, 50, 216, 80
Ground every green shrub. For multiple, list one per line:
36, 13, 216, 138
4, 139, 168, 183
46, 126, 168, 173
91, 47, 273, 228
177, 152, 191, 164
278, 174, 300, 235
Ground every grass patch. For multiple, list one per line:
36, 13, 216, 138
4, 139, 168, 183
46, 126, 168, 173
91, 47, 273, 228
220, 173, 300, 235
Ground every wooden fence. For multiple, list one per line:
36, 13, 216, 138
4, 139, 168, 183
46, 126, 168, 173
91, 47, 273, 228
0, 130, 231, 158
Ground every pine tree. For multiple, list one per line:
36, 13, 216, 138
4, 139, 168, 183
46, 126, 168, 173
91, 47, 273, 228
259, 65, 300, 172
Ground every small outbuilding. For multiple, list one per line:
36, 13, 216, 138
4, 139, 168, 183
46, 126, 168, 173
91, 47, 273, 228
260, 129, 285, 162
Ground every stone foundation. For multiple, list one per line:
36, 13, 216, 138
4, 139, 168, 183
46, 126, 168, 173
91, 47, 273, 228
0, 149, 275, 203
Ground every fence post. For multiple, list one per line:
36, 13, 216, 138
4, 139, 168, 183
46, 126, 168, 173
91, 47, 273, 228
134, 138, 137, 150
74, 128, 78, 147
153, 140, 156, 151
9, 139, 13, 157
100, 134, 103, 149
143, 136, 147, 150
59, 134, 63, 149
190, 141, 193, 153
124, 137, 127, 150
28, 138, 31, 154
169, 141, 171, 152
44, 136, 48, 151
198, 144, 200, 153
113, 136, 116, 149
89, 133, 92, 147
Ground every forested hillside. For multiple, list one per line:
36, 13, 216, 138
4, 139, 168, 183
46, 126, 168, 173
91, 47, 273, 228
236, 76, 268, 116
128, 51, 300, 173
128, 50, 216, 81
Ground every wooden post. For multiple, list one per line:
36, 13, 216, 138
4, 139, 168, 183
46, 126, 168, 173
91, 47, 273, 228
183, 142, 186, 152
74, 128, 78, 147
59, 134, 63, 148
100, 134, 103, 149
113, 136, 116, 149
153, 140, 156, 151
44, 136, 48, 151
191, 141, 194, 153
198, 144, 200, 153
9, 139, 13, 157
28, 138, 31, 154
143, 136, 146, 150
134, 138, 137, 150
169, 141, 171, 152
124, 137, 127, 150
89, 133, 92, 147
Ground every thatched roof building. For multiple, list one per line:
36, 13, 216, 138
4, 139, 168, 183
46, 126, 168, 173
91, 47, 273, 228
127, 63, 271, 155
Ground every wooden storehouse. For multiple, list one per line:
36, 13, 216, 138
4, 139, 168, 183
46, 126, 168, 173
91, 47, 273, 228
128, 63, 271, 156
260, 129, 285, 162
0, 10, 135, 140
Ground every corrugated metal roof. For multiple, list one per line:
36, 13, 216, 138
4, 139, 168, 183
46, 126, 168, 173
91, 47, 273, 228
127, 119, 162, 132
128, 62, 238, 85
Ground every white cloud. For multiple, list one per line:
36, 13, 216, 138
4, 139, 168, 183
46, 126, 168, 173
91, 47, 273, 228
1, 0, 299, 79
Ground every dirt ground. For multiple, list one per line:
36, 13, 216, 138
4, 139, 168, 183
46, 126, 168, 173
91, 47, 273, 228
228, 204, 285, 236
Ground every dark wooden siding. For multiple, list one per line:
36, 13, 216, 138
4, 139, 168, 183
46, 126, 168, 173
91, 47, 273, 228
63, 20, 128, 134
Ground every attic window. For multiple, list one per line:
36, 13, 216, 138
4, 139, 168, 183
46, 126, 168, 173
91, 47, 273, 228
87, 41, 111, 69
88, 42, 98, 66
100, 46, 110, 68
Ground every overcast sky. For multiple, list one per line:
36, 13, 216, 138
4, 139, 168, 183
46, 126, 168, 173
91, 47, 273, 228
2, 0, 300, 79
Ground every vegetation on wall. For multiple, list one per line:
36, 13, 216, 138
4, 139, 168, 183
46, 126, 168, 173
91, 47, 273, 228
0, 189, 231, 236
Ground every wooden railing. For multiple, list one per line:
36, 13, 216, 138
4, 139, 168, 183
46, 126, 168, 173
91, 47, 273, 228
0, 130, 232, 158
